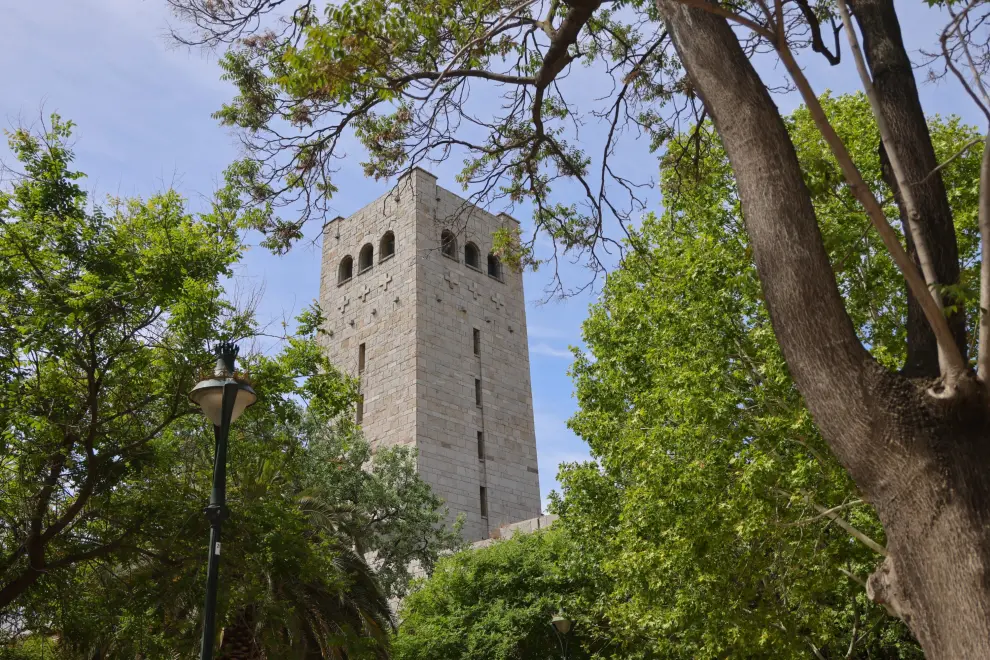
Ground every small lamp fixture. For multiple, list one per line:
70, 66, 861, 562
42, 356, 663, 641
551, 609, 573, 635
550, 606, 573, 660
189, 343, 257, 425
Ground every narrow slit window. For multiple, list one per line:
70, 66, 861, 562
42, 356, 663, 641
358, 343, 366, 373
480, 486, 488, 518
477, 431, 485, 460
475, 378, 482, 407
473, 328, 480, 356
356, 394, 364, 424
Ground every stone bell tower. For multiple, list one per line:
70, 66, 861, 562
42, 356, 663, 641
318, 168, 542, 541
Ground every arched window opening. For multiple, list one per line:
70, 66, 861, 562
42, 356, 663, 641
338, 255, 354, 284
441, 230, 458, 261
380, 231, 395, 262
487, 253, 502, 280
359, 243, 374, 273
465, 242, 480, 269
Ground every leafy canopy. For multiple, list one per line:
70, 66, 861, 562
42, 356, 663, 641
0, 117, 462, 658
0, 114, 250, 619
395, 528, 614, 660
172, 0, 679, 274
552, 93, 982, 658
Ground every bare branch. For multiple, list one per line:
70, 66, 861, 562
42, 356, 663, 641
815, 505, 886, 557
786, 499, 865, 526
977, 135, 990, 380
775, 33, 969, 383
911, 136, 983, 186
776, 489, 887, 557
939, 0, 990, 120
839, 566, 867, 588
836, 0, 958, 377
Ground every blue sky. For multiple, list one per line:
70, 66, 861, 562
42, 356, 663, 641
1, 0, 983, 509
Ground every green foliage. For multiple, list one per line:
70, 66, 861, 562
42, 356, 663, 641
0, 117, 462, 658
13, 334, 461, 657
384, 92, 983, 659
184, 0, 678, 256
550, 94, 982, 658
13, 342, 461, 658
395, 528, 618, 660
0, 114, 248, 623
785, 95, 982, 363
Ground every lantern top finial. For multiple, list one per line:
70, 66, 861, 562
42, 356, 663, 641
214, 342, 240, 378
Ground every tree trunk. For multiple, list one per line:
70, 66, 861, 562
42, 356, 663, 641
854, 0, 967, 377
0, 565, 43, 611
879, 140, 939, 378
654, 1, 990, 656
217, 607, 262, 660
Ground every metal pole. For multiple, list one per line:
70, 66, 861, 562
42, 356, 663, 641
552, 628, 568, 660
556, 627, 571, 660
199, 381, 238, 660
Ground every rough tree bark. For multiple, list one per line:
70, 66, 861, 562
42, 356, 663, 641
879, 142, 939, 377
855, 0, 967, 378
655, 1, 990, 657
217, 607, 262, 660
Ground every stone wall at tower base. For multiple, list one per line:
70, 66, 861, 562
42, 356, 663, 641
470, 513, 558, 550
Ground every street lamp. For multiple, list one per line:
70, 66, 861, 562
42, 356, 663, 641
550, 607, 573, 659
189, 342, 257, 660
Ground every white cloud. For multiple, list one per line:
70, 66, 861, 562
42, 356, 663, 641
530, 342, 574, 359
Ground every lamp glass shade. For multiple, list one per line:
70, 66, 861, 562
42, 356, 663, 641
551, 614, 572, 635
189, 379, 257, 426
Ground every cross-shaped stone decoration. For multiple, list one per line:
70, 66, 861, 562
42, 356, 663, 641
466, 280, 481, 301
337, 295, 351, 314
444, 269, 459, 289
379, 273, 393, 291
491, 292, 505, 309
359, 284, 372, 302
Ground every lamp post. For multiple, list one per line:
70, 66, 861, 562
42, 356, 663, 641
189, 343, 257, 660
550, 608, 573, 660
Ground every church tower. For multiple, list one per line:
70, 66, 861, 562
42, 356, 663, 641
319, 168, 542, 541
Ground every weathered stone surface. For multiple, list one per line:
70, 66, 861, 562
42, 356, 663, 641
319, 169, 542, 541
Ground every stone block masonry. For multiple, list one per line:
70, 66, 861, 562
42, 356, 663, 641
319, 168, 542, 541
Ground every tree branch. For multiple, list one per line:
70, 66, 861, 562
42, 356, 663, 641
836, 0, 956, 376
396, 69, 536, 88
785, 499, 864, 525
910, 136, 982, 186
774, 34, 968, 384
675, 0, 773, 39
657, 0, 875, 473
939, 0, 990, 119
977, 135, 990, 380
45, 531, 138, 571
941, 0, 990, 120
423, 0, 541, 99
778, 489, 887, 556
794, 0, 841, 65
